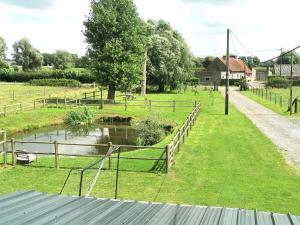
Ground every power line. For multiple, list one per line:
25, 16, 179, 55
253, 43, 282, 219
230, 31, 255, 57
262, 45, 300, 63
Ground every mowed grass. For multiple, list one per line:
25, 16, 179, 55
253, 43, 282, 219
1, 89, 300, 215
243, 87, 300, 115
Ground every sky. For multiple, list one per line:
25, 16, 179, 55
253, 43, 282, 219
0, 0, 299, 60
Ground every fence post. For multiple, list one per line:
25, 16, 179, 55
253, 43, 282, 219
3, 132, 6, 167
125, 97, 127, 111
64, 96, 67, 108
108, 142, 112, 170
295, 98, 298, 114
166, 144, 172, 173
280, 96, 283, 107
54, 141, 59, 169
84, 92, 87, 99
149, 100, 152, 111
178, 129, 181, 152
3, 105, 6, 116
93, 91, 96, 100
43, 98, 46, 108
79, 170, 83, 196
19, 103, 22, 113
33, 99, 36, 110
173, 100, 176, 112
11, 138, 16, 166
56, 98, 59, 108
275, 94, 277, 104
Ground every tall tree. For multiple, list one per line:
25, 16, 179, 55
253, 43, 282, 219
75, 55, 91, 68
53, 50, 75, 69
0, 36, 9, 68
12, 38, 43, 71
147, 20, 194, 92
84, 0, 145, 100
203, 56, 215, 68
42, 53, 55, 66
0, 36, 7, 61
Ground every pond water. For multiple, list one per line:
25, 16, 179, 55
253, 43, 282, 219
2, 123, 137, 156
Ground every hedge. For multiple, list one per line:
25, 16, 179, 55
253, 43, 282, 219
29, 79, 82, 87
0, 68, 96, 83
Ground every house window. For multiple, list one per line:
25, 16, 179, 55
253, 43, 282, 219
205, 77, 210, 81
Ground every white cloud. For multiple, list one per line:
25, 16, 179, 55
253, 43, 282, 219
0, 0, 299, 60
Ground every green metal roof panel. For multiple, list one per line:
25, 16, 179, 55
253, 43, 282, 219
0, 191, 299, 225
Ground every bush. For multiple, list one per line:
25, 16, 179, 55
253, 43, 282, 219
64, 107, 95, 125
266, 76, 291, 88
0, 68, 96, 83
29, 79, 82, 87
235, 79, 249, 91
134, 120, 166, 146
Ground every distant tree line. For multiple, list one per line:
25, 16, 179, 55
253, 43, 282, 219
0, 37, 90, 71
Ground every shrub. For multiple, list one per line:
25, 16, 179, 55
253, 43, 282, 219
266, 76, 291, 88
235, 79, 249, 91
134, 120, 166, 146
134, 114, 172, 146
29, 79, 82, 87
0, 68, 96, 83
64, 107, 95, 125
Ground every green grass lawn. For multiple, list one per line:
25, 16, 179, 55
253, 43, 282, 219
1, 89, 300, 215
0, 83, 96, 114
243, 87, 300, 115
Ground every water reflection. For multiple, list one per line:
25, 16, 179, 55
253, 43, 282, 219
2, 124, 136, 155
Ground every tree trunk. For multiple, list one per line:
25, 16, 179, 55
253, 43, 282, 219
158, 84, 165, 92
107, 85, 116, 101
141, 49, 147, 96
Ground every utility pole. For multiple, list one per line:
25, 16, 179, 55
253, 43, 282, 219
280, 48, 283, 76
225, 29, 230, 115
141, 49, 147, 96
289, 53, 294, 115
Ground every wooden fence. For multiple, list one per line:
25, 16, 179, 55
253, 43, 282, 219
1, 103, 201, 172
0, 130, 7, 165
250, 88, 299, 111
166, 103, 201, 172
0, 98, 47, 117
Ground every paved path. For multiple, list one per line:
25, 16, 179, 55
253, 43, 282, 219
222, 88, 300, 171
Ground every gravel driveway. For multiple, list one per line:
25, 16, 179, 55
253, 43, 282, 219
221, 88, 300, 172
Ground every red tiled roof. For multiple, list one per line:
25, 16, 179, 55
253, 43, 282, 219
218, 57, 252, 74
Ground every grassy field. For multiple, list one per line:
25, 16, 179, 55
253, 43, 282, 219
1, 88, 300, 215
243, 87, 300, 115
0, 83, 96, 111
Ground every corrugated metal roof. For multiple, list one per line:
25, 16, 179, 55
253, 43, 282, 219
0, 191, 299, 225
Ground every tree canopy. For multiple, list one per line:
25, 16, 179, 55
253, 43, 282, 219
84, 0, 146, 99
0, 36, 7, 61
12, 38, 43, 71
146, 20, 194, 92
239, 56, 261, 68
0, 36, 9, 69
53, 50, 75, 69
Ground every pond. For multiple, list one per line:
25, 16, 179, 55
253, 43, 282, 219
2, 123, 137, 156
